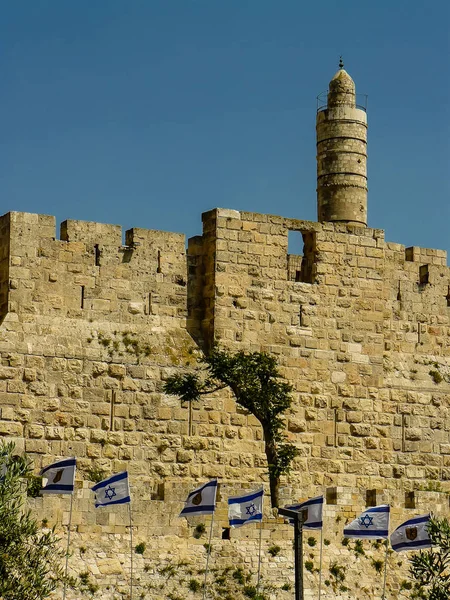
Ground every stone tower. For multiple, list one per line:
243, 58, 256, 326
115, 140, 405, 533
316, 62, 368, 225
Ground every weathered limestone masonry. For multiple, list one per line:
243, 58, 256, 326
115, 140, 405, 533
0, 67, 449, 599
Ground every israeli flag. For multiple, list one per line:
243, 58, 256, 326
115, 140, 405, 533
344, 505, 390, 539
179, 479, 217, 517
228, 487, 263, 528
285, 495, 324, 530
390, 514, 432, 552
40, 458, 76, 495
91, 471, 131, 508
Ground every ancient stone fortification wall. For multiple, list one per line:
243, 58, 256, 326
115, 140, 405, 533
0, 209, 449, 600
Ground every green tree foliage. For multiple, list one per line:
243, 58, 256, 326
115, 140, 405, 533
164, 348, 299, 507
0, 442, 67, 600
409, 516, 450, 600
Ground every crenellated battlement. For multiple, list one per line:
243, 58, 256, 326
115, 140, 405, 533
0, 211, 188, 324
1, 209, 448, 351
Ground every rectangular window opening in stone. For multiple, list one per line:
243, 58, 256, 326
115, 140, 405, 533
405, 247, 414, 261
94, 244, 101, 266
299, 304, 304, 326
333, 408, 338, 447
80, 286, 85, 309
401, 413, 406, 452
157, 250, 162, 273
446, 286, 450, 307
405, 491, 416, 509
326, 487, 337, 505
287, 230, 316, 284
366, 489, 377, 507
151, 482, 165, 501
222, 527, 231, 540
419, 264, 429, 286
109, 390, 116, 431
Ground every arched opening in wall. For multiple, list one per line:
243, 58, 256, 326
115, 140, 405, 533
287, 230, 316, 283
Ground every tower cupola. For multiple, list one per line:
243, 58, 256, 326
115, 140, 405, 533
316, 62, 368, 225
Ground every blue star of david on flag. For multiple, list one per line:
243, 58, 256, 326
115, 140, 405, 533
344, 505, 390, 539
359, 515, 374, 528
104, 486, 116, 501
91, 471, 130, 508
228, 487, 263, 528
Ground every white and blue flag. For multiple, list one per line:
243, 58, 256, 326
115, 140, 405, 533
40, 458, 76, 495
179, 479, 218, 518
390, 514, 432, 552
344, 505, 390, 539
285, 495, 324, 530
228, 487, 263, 528
91, 471, 131, 508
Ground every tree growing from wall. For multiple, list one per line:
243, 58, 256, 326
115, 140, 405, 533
0, 442, 67, 600
164, 348, 299, 507
408, 516, 450, 600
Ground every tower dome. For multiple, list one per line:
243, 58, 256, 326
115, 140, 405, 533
316, 63, 368, 225
328, 69, 356, 107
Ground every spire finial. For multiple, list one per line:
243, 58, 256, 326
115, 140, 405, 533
339, 56, 344, 69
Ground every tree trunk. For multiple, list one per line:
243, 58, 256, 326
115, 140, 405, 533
263, 429, 280, 508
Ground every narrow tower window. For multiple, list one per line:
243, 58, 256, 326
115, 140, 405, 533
110, 390, 116, 431
94, 244, 101, 266
419, 265, 429, 286
157, 250, 162, 273
80, 286, 85, 309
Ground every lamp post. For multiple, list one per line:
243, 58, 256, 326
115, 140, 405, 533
278, 507, 308, 600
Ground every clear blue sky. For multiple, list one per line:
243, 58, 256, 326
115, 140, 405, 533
1, 1, 449, 256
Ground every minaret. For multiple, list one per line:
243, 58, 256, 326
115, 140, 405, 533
316, 59, 368, 225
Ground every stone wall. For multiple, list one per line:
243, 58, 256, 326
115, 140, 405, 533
0, 208, 449, 599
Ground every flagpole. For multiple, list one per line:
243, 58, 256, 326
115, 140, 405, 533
256, 518, 263, 593
202, 513, 215, 600
318, 526, 324, 600
62, 493, 74, 600
128, 503, 133, 600
381, 541, 388, 600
